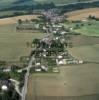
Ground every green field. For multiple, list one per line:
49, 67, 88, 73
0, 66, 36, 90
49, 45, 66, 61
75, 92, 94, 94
74, 20, 99, 36
0, 24, 44, 62
63, 20, 99, 36
34, 0, 96, 5
0, 0, 96, 9
0, 0, 33, 9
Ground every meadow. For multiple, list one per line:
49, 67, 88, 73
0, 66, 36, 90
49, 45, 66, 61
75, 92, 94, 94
64, 8, 99, 36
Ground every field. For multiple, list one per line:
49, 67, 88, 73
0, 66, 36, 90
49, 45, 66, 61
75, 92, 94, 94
0, 15, 44, 62
0, 15, 40, 25
0, 0, 96, 10
26, 34, 99, 100
69, 35, 99, 62
34, 0, 96, 5
63, 8, 99, 36
27, 64, 99, 100
0, 0, 33, 10
65, 8, 99, 21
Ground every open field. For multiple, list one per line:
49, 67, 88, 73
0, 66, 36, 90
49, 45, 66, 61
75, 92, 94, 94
0, 0, 33, 10
65, 8, 99, 21
68, 44, 99, 62
27, 63, 99, 100
64, 8, 99, 36
0, 15, 43, 62
34, 0, 96, 5
70, 35, 99, 46
0, 15, 40, 26
0, 24, 44, 62
74, 20, 99, 36
69, 35, 99, 61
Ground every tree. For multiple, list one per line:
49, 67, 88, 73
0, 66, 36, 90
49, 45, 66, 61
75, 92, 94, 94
32, 39, 40, 48
18, 19, 22, 25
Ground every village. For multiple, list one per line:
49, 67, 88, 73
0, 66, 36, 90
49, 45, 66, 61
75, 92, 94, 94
1, 4, 99, 99
0, 8, 84, 100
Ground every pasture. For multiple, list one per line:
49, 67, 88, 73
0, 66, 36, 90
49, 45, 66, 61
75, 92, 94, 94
64, 8, 99, 36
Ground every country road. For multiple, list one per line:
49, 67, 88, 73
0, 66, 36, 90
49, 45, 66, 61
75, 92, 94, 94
21, 56, 35, 100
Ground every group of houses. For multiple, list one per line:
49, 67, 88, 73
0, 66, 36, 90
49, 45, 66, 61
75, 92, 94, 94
31, 16, 83, 73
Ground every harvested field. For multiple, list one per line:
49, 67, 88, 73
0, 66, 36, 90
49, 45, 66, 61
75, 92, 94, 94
0, 15, 40, 26
65, 8, 99, 21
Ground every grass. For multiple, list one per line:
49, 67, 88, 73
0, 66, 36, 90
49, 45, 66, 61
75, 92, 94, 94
63, 20, 99, 36
74, 20, 99, 36
0, 24, 44, 62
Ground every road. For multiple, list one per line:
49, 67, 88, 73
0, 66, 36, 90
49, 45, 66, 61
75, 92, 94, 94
21, 55, 35, 100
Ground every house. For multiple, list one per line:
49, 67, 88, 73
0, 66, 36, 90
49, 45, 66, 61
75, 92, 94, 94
41, 65, 48, 72
1, 85, 8, 91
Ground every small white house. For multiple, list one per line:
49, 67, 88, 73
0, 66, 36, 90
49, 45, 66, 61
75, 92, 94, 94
1, 85, 8, 91
41, 65, 48, 71
58, 55, 63, 59
35, 68, 41, 72
36, 63, 41, 66
3, 68, 11, 72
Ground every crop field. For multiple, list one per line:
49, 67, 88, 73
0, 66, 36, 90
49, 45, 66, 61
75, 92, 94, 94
69, 44, 99, 62
0, 15, 40, 25
0, 24, 44, 62
70, 35, 99, 46
0, 15, 44, 62
27, 63, 99, 100
68, 35, 99, 62
65, 8, 99, 21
